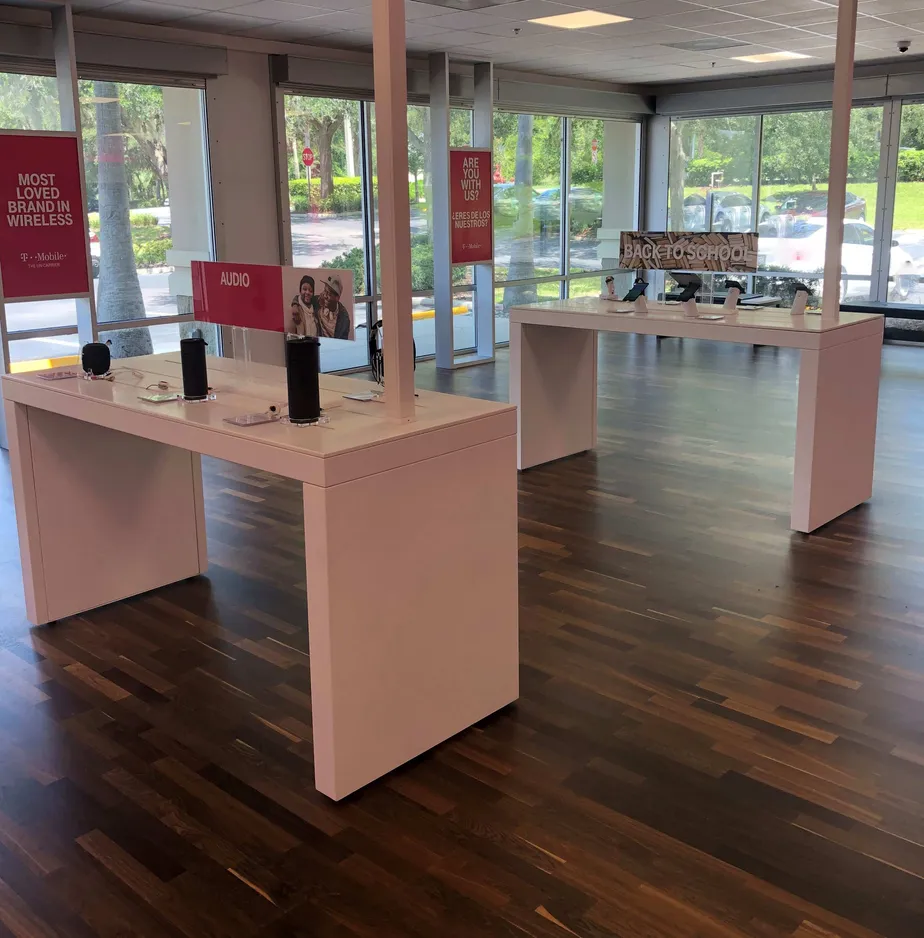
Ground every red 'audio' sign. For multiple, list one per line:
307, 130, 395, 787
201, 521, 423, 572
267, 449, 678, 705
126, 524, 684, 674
449, 148, 492, 265
0, 133, 89, 299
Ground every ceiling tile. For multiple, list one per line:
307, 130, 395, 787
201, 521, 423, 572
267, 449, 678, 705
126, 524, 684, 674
223, 0, 328, 19
84, 0, 204, 22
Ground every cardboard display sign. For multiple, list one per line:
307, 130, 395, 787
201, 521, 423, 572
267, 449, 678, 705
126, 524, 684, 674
0, 132, 90, 299
620, 231, 758, 272
192, 261, 354, 339
449, 148, 493, 265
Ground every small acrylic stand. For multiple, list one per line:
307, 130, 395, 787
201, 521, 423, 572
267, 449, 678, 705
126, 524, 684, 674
791, 289, 809, 316
681, 298, 698, 317
723, 286, 741, 312
634, 295, 648, 313
232, 326, 257, 383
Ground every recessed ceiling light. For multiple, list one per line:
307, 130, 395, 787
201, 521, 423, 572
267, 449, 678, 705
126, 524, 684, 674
732, 51, 811, 63
529, 10, 632, 29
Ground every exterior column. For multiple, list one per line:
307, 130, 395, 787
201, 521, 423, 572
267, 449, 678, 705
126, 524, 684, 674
822, 0, 858, 322
163, 88, 211, 317
597, 121, 640, 296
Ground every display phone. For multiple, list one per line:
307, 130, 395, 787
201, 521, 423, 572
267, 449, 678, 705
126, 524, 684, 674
677, 282, 700, 302
724, 280, 745, 293
223, 412, 280, 426
38, 370, 81, 380
138, 392, 178, 404
622, 281, 648, 302
343, 391, 383, 402
698, 314, 725, 321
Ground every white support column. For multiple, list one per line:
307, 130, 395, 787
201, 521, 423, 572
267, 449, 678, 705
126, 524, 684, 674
597, 120, 641, 296
430, 53, 453, 370
51, 2, 96, 347
472, 61, 495, 363
163, 88, 211, 311
372, 0, 415, 420
871, 99, 901, 304
822, 0, 858, 321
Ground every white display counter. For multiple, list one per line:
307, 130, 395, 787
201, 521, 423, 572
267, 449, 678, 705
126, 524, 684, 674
2, 354, 519, 800
510, 297, 884, 533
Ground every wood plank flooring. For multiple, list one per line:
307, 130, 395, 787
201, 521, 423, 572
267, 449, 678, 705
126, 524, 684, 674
1, 333, 924, 937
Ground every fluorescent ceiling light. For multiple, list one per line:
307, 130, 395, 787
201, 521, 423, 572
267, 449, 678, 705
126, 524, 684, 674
529, 10, 632, 29
732, 51, 811, 63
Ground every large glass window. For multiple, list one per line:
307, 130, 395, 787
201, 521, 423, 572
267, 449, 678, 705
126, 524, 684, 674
668, 116, 759, 235
493, 112, 562, 328
757, 107, 883, 303
888, 101, 924, 306
668, 108, 884, 305
79, 80, 214, 359
285, 94, 368, 371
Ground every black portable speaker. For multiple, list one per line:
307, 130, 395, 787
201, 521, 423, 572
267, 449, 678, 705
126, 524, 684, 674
285, 335, 321, 424
180, 336, 209, 401
81, 342, 110, 377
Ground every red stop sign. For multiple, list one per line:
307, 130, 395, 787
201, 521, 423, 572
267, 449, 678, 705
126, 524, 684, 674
301, 146, 314, 167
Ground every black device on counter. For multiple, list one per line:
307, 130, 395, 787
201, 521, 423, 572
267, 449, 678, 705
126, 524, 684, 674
81, 342, 111, 377
180, 336, 209, 401
791, 281, 813, 295
285, 334, 321, 424
622, 280, 648, 302
673, 272, 703, 303
724, 279, 745, 293
369, 320, 416, 385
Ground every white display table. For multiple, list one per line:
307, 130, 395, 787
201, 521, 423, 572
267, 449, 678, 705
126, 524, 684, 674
510, 298, 884, 533
2, 354, 519, 800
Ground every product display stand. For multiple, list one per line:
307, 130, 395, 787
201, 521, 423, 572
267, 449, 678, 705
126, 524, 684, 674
2, 353, 519, 800
510, 296, 883, 533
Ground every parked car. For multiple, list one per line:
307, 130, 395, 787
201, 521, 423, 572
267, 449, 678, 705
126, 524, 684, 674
533, 186, 603, 229
758, 219, 917, 300
89, 229, 100, 278
775, 190, 866, 221
682, 190, 772, 232
493, 182, 519, 218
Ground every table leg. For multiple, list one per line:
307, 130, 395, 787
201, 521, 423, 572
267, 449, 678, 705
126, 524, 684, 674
303, 433, 519, 801
792, 333, 882, 533
511, 321, 597, 470
5, 401, 208, 625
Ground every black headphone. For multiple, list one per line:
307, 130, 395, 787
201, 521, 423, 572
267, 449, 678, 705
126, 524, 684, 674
369, 320, 416, 385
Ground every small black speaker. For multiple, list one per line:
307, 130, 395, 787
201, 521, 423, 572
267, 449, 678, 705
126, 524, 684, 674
285, 335, 321, 424
180, 336, 209, 401
81, 342, 110, 377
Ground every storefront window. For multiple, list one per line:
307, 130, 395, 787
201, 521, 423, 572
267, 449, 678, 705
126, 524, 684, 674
889, 101, 924, 307
493, 112, 562, 316
668, 115, 759, 234
77, 80, 213, 359
757, 107, 883, 303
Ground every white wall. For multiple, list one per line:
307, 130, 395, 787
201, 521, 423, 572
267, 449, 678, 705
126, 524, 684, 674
206, 50, 285, 365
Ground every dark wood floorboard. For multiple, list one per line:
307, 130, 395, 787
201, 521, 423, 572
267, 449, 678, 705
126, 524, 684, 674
1, 333, 924, 937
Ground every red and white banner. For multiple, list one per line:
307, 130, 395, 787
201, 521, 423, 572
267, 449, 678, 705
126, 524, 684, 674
0, 133, 90, 299
192, 261, 355, 340
449, 148, 493, 265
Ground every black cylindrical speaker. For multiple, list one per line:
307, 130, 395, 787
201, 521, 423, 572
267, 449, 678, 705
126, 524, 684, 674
81, 342, 110, 377
285, 335, 321, 424
180, 336, 209, 401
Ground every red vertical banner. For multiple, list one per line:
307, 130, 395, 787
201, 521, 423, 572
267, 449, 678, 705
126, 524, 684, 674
0, 133, 90, 299
449, 148, 493, 265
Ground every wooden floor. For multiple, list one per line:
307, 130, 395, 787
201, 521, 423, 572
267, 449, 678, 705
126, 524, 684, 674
1, 334, 924, 938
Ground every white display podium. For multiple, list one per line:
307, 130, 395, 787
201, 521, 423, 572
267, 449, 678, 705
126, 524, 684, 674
510, 297, 884, 534
2, 354, 519, 800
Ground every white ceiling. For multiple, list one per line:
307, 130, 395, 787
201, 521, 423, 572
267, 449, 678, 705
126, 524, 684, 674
67, 0, 924, 84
